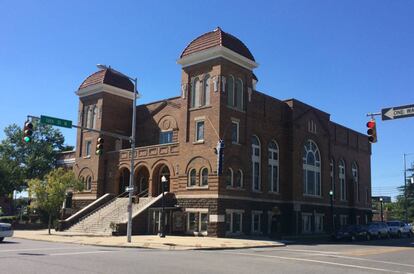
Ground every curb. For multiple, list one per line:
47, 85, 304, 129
12, 235, 285, 251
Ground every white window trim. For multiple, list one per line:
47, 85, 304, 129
226, 209, 244, 235
200, 167, 209, 187
252, 136, 261, 192
352, 162, 359, 202
195, 120, 205, 142
314, 213, 324, 233
188, 168, 197, 187
301, 213, 313, 234
231, 119, 240, 144
339, 161, 346, 201
234, 169, 243, 188
303, 140, 321, 197
268, 141, 279, 193
85, 140, 92, 158
251, 210, 263, 234
186, 211, 209, 236
226, 168, 234, 188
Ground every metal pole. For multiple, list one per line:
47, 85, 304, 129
330, 192, 335, 233
404, 154, 408, 223
160, 178, 166, 238
380, 199, 384, 222
127, 78, 137, 243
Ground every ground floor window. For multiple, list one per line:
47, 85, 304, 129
314, 214, 324, 233
301, 213, 312, 234
339, 215, 348, 227
226, 210, 243, 234
251, 211, 262, 234
186, 210, 209, 235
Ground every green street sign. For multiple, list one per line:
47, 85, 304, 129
40, 115, 72, 128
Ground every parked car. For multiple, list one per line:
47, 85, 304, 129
387, 221, 412, 238
0, 222, 13, 242
334, 225, 370, 241
367, 222, 389, 239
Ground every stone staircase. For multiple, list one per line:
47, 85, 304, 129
68, 196, 155, 235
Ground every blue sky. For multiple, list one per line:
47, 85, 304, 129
1, 0, 414, 199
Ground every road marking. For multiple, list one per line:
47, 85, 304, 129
309, 253, 414, 268
50, 250, 114, 256
342, 247, 411, 256
0, 247, 80, 253
281, 248, 341, 255
212, 251, 411, 273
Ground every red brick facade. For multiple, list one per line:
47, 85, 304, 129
71, 28, 372, 237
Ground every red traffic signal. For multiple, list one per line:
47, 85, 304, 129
23, 121, 33, 143
366, 119, 377, 143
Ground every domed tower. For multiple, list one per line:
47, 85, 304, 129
74, 69, 135, 202
177, 26, 258, 160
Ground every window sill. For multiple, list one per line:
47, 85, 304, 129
226, 186, 244, 191
189, 105, 212, 111
231, 142, 241, 146
303, 194, 322, 198
226, 105, 245, 113
252, 190, 262, 193
186, 186, 209, 190
193, 140, 205, 145
268, 191, 280, 195
83, 156, 91, 159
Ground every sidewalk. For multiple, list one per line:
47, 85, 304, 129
13, 230, 285, 250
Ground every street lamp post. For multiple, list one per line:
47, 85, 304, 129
329, 190, 335, 234
403, 153, 414, 224
379, 197, 384, 222
96, 64, 138, 243
159, 175, 167, 238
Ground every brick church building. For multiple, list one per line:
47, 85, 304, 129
62, 28, 372, 237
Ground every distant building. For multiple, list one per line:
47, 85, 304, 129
61, 28, 372, 237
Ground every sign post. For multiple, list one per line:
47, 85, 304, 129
381, 104, 414, 121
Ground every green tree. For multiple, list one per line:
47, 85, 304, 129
0, 122, 67, 196
28, 168, 83, 234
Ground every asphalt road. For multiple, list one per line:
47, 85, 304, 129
1, 237, 414, 274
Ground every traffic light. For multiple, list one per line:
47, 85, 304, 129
366, 119, 377, 143
23, 121, 33, 143
216, 140, 224, 175
95, 137, 104, 155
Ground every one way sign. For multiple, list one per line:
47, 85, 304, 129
382, 104, 414, 121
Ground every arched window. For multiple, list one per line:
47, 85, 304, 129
330, 159, 335, 199
83, 105, 90, 127
200, 167, 208, 186
188, 169, 197, 187
235, 169, 243, 188
252, 135, 261, 191
268, 141, 279, 193
235, 78, 243, 110
191, 77, 201, 108
227, 75, 234, 106
225, 168, 233, 187
303, 140, 321, 196
85, 176, 92, 191
352, 162, 359, 201
87, 107, 94, 128
202, 75, 210, 106
339, 160, 346, 200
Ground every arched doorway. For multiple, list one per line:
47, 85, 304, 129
135, 166, 150, 197
118, 168, 130, 195
151, 164, 170, 197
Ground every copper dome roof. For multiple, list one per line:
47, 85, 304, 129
78, 69, 134, 92
180, 27, 255, 62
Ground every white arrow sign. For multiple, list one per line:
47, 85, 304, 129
382, 104, 414, 121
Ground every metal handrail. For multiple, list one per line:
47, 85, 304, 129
78, 191, 129, 226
